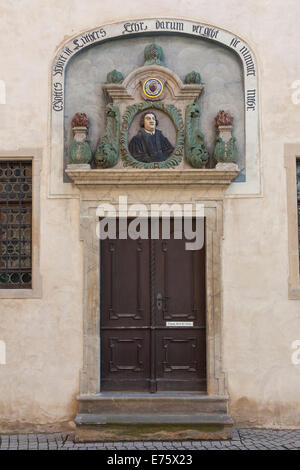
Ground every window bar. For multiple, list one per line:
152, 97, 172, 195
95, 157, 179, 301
18, 161, 22, 288
5, 161, 9, 288
27, 164, 32, 288
297, 159, 300, 270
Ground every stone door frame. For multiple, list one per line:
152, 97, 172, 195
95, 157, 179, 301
78, 195, 227, 398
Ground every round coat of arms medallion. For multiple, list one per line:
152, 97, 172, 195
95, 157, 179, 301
142, 78, 163, 98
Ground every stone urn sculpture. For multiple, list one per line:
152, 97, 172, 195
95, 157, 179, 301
68, 113, 92, 164
213, 110, 238, 165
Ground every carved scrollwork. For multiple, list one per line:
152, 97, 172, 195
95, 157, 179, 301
120, 101, 184, 169
94, 104, 120, 168
185, 103, 209, 168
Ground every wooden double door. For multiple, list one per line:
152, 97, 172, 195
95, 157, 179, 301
100, 219, 206, 392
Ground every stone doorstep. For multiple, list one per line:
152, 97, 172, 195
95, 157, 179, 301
77, 394, 229, 415
74, 416, 233, 442
74, 395, 233, 441
75, 413, 233, 426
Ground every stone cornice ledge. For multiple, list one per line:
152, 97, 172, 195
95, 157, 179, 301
66, 163, 239, 187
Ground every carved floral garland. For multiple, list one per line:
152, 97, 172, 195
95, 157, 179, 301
120, 102, 184, 169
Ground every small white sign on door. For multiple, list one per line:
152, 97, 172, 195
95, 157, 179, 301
166, 322, 193, 327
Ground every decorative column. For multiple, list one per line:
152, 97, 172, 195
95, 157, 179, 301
68, 113, 92, 166
214, 110, 238, 169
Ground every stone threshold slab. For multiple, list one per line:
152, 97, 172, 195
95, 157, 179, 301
75, 396, 233, 441
74, 416, 233, 442
77, 394, 229, 415
75, 413, 233, 425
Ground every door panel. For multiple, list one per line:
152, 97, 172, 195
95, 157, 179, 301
100, 218, 206, 392
101, 234, 151, 391
155, 329, 206, 391
154, 219, 206, 391
101, 237, 151, 327
101, 329, 151, 391
155, 220, 205, 325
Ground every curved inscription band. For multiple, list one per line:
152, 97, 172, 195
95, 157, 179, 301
120, 102, 184, 169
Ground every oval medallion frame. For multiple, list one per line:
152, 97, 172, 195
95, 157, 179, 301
120, 101, 184, 169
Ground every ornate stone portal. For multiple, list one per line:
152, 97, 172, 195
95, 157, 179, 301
66, 44, 239, 441
67, 44, 238, 172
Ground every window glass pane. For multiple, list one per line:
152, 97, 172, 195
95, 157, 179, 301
0, 161, 32, 288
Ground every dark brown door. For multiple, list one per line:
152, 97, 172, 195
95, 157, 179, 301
101, 219, 206, 392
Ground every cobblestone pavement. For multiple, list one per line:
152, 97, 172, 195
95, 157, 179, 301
0, 428, 300, 450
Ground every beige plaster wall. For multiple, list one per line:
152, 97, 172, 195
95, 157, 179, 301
0, 0, 300, 430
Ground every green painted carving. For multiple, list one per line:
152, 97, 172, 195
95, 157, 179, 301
95, 104, 120, 168
68, 114, 92, 164
69, 137, 92, 163
106, 69, 124, 84
185, 103, 209, 168
214, 136, 238, 163
144, 44, 164, 66
184, 71, 202, 84
120, 101, 184, 169
68, 137, 92, 164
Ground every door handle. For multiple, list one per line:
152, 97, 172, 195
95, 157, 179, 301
156, 293, 169, 311
156, 293, 163, 310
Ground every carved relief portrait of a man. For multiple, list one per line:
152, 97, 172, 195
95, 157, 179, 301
128, 112, 174, 163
